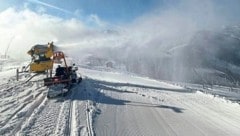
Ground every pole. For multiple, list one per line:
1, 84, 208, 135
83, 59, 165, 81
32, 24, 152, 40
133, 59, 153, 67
16, 68, 19, 81
5, 36, 15, 59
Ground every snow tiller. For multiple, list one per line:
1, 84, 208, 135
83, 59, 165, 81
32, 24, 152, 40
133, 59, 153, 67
43, 51, 82, 98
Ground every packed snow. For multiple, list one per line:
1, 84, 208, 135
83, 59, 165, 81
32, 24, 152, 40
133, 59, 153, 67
0, 60, 240, 136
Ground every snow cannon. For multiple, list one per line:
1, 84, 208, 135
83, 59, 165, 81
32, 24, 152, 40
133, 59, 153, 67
27, 42, 55, 73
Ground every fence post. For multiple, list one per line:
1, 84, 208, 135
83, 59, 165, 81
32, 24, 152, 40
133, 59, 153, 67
16, 68, 19, 81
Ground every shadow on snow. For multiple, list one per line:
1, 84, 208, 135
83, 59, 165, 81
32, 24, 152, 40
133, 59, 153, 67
63, 78, 185, 113
127, 102, 185, 113
91, 79, 195, 93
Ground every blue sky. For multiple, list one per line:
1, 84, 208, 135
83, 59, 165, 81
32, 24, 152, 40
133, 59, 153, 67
0, 0, 163, 23
1, 0, 240, 25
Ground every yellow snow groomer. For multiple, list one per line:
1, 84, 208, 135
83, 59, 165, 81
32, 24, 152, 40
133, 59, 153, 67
27, 42, 54, 73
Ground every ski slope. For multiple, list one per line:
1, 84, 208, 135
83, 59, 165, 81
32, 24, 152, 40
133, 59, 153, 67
0, 64, 240, 135
81, 68, 240, 136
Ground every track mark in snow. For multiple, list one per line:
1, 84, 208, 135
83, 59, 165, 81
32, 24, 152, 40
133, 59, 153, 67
13, 93, 47, 135
68, 83, 87, 136
54, 98, 74, 136
20, 98, 63, 135
64, 85, 78, 136
85, 82, 95, 136
74, 78, 102, 136
71, 100, 77, 136
0, 86, 46, 135
86, 100, 95, 136
68, 99, 73, 136
72, 80, 90, 136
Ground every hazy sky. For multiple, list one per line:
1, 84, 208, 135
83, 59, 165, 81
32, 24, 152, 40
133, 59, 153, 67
0, 0, 240, 59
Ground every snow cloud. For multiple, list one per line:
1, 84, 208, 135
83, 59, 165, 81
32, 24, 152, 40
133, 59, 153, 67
0, 0, 239, 62
0, 8, 114, 59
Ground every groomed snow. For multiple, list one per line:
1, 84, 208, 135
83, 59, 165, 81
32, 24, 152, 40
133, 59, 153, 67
0, 64, 240, 136
79, 67, 240, 136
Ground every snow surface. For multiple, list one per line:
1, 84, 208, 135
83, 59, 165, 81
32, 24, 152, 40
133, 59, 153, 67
80, 67, 240, 136
0, 62, 240, 136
